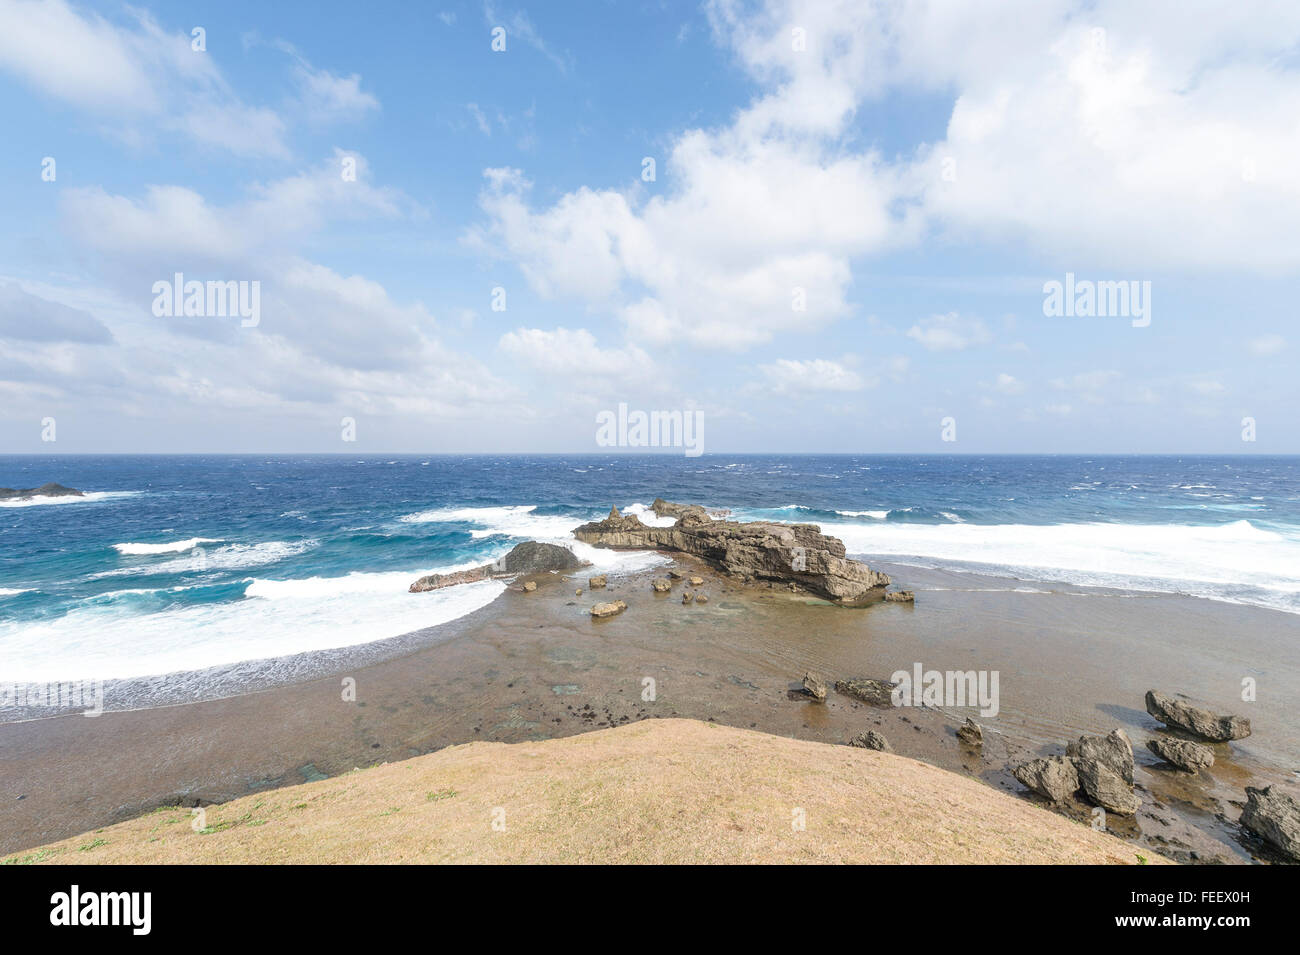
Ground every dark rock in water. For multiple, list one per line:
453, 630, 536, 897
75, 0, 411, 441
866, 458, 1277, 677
1013, 756, 1080, 804
1068, 729, 1139, 815
883, 590, 915, 603
410, 540, 587, 592
0, 482, 83, 500
1240, 786, 1300, 861
801, 672, 827, 702
573, 499, 891, 605
834, 678, 896, 706
1145, 689, 1250, 742
1147, 737, 1214, 773
848, 730, 893, 752
956, 718, 983, 746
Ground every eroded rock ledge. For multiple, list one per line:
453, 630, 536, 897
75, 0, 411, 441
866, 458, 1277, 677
572, 501, 891, 605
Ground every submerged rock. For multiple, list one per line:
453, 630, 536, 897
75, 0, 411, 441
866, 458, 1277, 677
834, 678, 896, 707
651, 578, 672, 593
1145, 689, 1250, 742
1240, 786, 1300, 861
883, 591, 915, 603
801, 672, 827, 702
681, 591, 694, 603
849, 730, 893, 752
1147, 737, 1214, 773
1013, 756, 1080, 804
0, 482, 83, 500
694, 593, 708, 604
590, 600, 627, 618
589, 575, 607, 589
573, 500, 891, 605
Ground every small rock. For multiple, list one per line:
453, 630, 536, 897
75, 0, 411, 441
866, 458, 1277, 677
1145, 689, 1250, 742
589, 575, 607, 589
695, 593, 708, 604
651, 578, 672, 593
589, 600, 627, 618
834, 678, 896, 706
575, 588, 583, 596
689, 575, 703, 586
667, 570, 683, 580
801, 672, 827, 702
1240, 785, 1300, 861
956, 718, 983, 746
848, 730, 893, 752
883, 590, 915, 603
522, 580, 537, 592
1013, 756, 1080, 803
1147, 737, 1214, 773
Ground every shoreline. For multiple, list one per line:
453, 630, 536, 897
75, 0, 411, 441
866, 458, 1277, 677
2, 556, 1296, 863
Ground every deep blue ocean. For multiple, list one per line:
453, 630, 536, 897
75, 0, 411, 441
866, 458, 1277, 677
2, 454, 1298, 682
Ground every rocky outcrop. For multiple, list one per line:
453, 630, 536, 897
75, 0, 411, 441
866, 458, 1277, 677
1013, 756, 1080, 804
849, 730, 893, 752
573, 501, 891, 605
1068, 729, 1139, 815
834, 678, 896, 706
0, 482, 83, 500
1240, 786, 1300, 861
1147, 737, 1214, 773
409, 541, 587, 593
956, 718, 984, 746
409, 566, 492, 592
801, 672, 828, 702
590, 600, 627, 618
1145, 689, 1251, 742
883, 591, 915, 603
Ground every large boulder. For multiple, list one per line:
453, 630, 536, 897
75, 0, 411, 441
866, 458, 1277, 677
956, 718, 984, 746
1146, 737, 1215, 773
1068, 729, 1139, 815
410, 540, 587, 593
573, 500, 891, 605
1240, 786, 1300, 861
1145, 689, 1251, 742
1013, 756, 1080, 804
0, 482, 83, 500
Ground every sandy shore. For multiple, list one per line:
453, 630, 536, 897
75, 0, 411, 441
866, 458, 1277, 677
2, 555, 1296, 862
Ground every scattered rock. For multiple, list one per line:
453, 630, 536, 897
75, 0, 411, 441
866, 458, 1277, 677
522, 580, 537, 592
1069, 729, 1139, 815
883, 591, 915, 603
651, 578, 672, 593
682, 591, 694, 604
695, 593, 708, 604
801, 672, 827, 702
848, 730, 893, 752
0, 482, 83, 500
667, 570, 683, 580
589, 600, 627, 618
834, 678, 896, 707
1145, 689, 1251, 742
1147, 737, 1215, 773
1013, 756, 1080, 804
1240, 786, 1300, 861
689, 575, 704, 586
956, 718, 984, 746
575, 588, 583, 596
589, 575, 607, 589
573, 500, 892, 605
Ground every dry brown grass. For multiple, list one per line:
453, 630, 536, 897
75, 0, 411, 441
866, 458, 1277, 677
10, 719, 1167, 865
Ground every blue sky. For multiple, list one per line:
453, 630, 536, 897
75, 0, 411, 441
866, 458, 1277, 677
0, 0, 1296, 453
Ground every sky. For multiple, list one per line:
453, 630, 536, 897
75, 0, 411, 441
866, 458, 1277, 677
0, 0, 1296, 454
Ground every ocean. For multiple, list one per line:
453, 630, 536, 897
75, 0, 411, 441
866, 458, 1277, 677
2, 454, 1298, 684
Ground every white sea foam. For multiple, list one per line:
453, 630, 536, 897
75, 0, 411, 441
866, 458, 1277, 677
0, 490, 139, 509
813, 517, 1300, 613
89, 540, 317, 578
113, 537, 223, 556
622, 502, 678, 527
0, 568, 505, 683
0, 588, 31, 597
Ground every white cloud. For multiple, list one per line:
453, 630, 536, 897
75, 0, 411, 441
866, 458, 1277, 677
991, 372, 1026, 395
906, 312, 992, 351
1248, 334, 1286, 356
497, 327, 654, 380
759, 358, 869, 394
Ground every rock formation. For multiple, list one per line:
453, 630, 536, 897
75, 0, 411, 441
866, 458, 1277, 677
848, 730, 893, 752
1068, 729, 1139, 815
1146, 737, 1214, 773
956, 718, 984, 746
801, 672, 828, 702
1145, 689, 1251, 742
0, 482, 83, 500
834, 678, 896, 706
409, 540, 587, 593
1013, 756, 1080, 804
1240, 786, 1300, 861
573, 501, 891, 605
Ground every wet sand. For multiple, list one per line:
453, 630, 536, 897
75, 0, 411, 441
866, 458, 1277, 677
2, 556, 1297, 862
